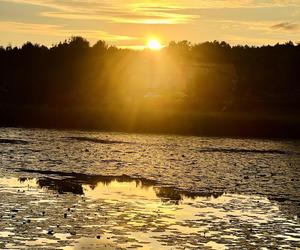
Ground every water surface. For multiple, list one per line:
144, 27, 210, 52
0, 128, 299, 249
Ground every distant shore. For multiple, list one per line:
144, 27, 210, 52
1, 106, 299, 139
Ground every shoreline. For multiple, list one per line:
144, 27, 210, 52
1, 106, 300, 139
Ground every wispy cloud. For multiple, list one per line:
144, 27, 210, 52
7, 0, 299, 25
271, 22, 299, 30
215, 20, 298, 33
0, 21, 136, 41
1, 0, 300, 46
7, 0, 197, 24
41, 10, 196, 24
0, 21, 61, 34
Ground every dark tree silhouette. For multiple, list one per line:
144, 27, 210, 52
0, 37, 299, 137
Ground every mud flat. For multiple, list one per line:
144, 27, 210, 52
0, 172, 299, 249
0, 128, 299, 249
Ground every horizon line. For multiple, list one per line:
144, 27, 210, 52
1, 37, 299, 50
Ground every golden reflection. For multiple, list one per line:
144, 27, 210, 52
83, 180, 159, 201
1, 177, 38, 188
0, 176, 298, 249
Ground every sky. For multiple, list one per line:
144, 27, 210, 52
0, 0, 300, 48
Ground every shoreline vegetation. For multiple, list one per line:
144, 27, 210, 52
0, 37, 299, 138
1, 105, 299, 139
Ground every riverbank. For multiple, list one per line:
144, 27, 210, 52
1, 105, 300, 139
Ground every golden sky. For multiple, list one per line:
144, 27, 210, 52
0, 0, 299, 47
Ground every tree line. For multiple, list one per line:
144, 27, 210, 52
0, 37, 299, 113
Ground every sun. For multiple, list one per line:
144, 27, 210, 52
147, 39, 162, 50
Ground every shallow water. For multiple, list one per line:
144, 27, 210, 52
0, 127, 300, 249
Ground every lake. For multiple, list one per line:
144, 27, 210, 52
0, 127, 299, 249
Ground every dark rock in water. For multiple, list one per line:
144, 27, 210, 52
96, 235, 101, 239
27, 219, 31, 223
69, 230, 76, 236
42, 211, 45, 216
66, 136, 129, 144
64, 213, 67, 218
269, 196, 289, 202
0, 139, 29, 145
47, 229, 54, 235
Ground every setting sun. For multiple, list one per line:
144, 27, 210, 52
147, 39, 162, 50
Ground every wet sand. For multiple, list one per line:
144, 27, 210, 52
0, 128, 299, 249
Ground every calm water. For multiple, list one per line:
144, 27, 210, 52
0, 127, 299, 249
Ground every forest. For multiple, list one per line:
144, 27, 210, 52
0, 37, 299, 137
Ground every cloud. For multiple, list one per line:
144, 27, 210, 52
1, 0, 300, 46
215, 20, 273, 32
41, 10, 196, 24
7, 0, 299, 25
0, 21, 136, 41
271, 22, 299, 30
7, 0, 197, 24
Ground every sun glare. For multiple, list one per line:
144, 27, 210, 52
147, 39, 162, 50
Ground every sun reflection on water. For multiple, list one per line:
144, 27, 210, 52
0, 176, 299, 249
